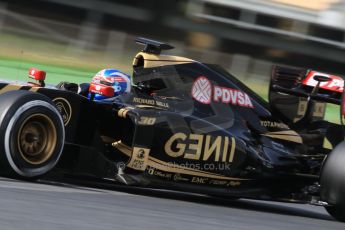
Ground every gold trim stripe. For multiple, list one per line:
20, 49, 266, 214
265, 130, 300, 136
139, 59, 192, 63
114, 141, 221, 176
323, 137, 332, 150
0, 84, 41, 94
0, 85, 23, 94
261, 130, 303, 144
112, 141, 132, 156
29, 87, 40, 92
148, 159, 246, 181
148, 156, 248, 181
113, 141, 250, 181
135, 105, 157, 109
261, 134, 303, 144
133, 52, 194, 68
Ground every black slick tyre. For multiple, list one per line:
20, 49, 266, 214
320, 141, 345, 222
0, 90, 65, 179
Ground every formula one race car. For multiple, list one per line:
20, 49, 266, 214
0, 37, 345, 222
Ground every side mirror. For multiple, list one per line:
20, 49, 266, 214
28, 68, 46, 87
29, 68, 46, 81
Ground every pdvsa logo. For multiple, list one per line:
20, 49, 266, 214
191, 76, 254, 108
192, 76, 212, 104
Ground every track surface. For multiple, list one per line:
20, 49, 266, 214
0, 177, 343, 230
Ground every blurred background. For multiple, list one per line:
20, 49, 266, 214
0, 0, 345, 102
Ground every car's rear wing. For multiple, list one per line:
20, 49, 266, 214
269, 66, 344, 124
270, 66, 343, 104
302, 70, 343, 94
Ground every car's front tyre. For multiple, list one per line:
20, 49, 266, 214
0, 90, 65, 179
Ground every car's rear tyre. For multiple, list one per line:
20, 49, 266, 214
325, 205, 345, 222
320, 141, 345, 222
0, 90, 65, 179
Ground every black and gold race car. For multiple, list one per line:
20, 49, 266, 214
0, 38, 345, 221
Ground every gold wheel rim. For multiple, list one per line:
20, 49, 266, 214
17, 114, 57, 165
